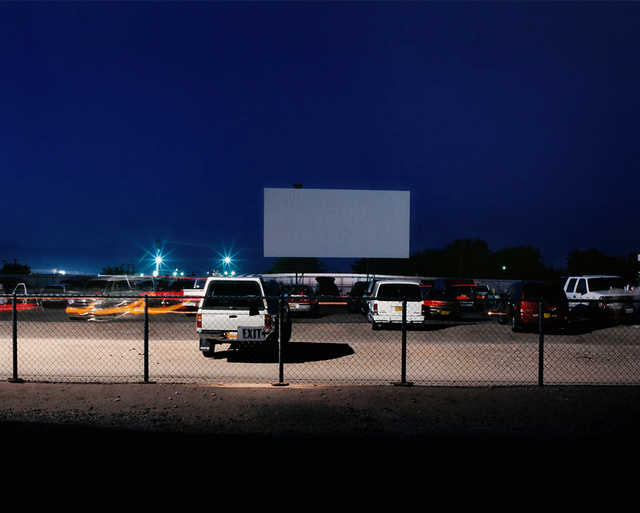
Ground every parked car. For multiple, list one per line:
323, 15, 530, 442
475, 284, 490, 298
474, 283, 500, 312
281, 284, 319, 316
153, 276, 207, 311
433, 278, 479, 310
315, 276, 340, 298
419, 279, 434, 299
560, 275, 634, 323
41, 283, 81, 308
347, 281, 369, 313
494, 280, 569, 332
422, 288, 461, 319
0, 281, 40, 311
366, 280, 424, 329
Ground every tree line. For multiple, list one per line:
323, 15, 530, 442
267, 239, 640, 284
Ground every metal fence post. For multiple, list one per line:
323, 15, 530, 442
9, 291, 24, 383
273, 295, 288, 386
395, 297, 413, 386
538, 300, 544, 386
143, 295, 150, 383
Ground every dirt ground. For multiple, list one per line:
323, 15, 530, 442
1, 381, 639, 469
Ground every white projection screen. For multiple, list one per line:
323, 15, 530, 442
264, 188, 410, 258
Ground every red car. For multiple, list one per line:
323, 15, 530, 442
497, 281, 569, 332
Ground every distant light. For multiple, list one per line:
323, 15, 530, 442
155, 256, 163, 265
223, 256, 232, 265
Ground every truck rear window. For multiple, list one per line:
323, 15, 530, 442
203, 281, 263, 308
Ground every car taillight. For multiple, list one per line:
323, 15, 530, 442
196, 313, 202, 328
265, 314, 272, 329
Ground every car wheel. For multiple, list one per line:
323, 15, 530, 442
510, 314, 521, 332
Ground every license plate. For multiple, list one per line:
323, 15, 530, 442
441, 310, 449, 315
237, 326, 266, 341
226, 332, 238, 339
395, 306, 403, 311
543, 313, 550, 319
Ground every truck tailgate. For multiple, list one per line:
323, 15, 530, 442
200, 310, 264, 332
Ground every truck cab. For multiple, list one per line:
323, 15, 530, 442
196, 276, 291, 356
562, 275, 633, 322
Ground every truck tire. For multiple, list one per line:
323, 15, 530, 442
201, 338, 216, 357
280, 318, 292, 344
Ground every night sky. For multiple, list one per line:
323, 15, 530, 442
1, 1, 638, 276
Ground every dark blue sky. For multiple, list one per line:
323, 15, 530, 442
1, 1, 638, 276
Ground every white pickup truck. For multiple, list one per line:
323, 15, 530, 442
561, 275, 634, 322
196, 276, 291, 357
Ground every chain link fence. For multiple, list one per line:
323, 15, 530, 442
2, 292, 639, 386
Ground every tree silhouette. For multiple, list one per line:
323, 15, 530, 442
0, 260, 31, 274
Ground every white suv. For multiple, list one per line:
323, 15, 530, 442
366, 280, 424, 330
